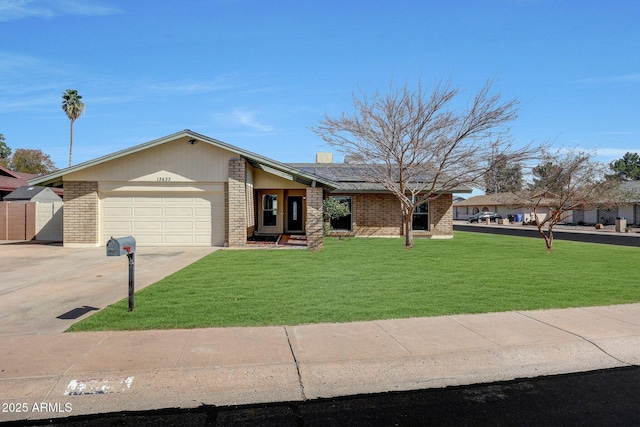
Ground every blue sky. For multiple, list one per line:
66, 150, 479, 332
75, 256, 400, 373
1, 0, 639, 173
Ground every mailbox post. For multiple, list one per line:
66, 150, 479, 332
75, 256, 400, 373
106, 236, 136, 312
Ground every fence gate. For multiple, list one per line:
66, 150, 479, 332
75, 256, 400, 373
0, 202, 36, 240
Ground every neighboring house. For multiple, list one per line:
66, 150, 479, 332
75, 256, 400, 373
30, 130, 468, 248
0, 166, 63, 200
0, 186, 63, 241
573, 181, 640, 225
455, 183, 640, 225
0, 166, 38, 200
454, 193, 560, 223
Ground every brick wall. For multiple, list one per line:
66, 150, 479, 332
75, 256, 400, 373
63, 181, 99, 245
227, 158, 247, 246
354, 193, 403, 236
305, 187, 323, 250
430, 193, 453, 237
326, 192, 454, 238
327, 193, 403, 237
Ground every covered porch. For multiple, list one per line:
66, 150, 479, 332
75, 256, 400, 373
226, 158, 330, 249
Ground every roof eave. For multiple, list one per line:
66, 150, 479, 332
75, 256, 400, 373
28, 130, 337, 189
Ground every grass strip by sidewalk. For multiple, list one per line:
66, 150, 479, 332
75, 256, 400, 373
68, 232, 640, 331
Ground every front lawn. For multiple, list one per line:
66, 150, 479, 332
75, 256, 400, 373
68, 232, 640, 331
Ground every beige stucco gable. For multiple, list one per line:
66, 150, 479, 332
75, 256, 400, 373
64, 136, 237, 184
253, 168, 308, 189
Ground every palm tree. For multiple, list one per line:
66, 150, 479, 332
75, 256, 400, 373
61, 89, 85, 167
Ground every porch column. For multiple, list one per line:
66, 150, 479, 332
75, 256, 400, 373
305, 187, 323, 250
227, 158, 247, 247
430, 193, 454, 237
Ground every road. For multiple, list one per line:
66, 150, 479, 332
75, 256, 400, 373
454, 223, 640, 247
5, 366, 639, 426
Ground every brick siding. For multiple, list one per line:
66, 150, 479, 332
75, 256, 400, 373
429, 194, 453, 237
305, 187, 323, 250
227, 158, 247, 246
327, 192, 453, 238
63, 181, 99, 245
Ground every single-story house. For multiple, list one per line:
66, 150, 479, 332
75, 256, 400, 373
30, 130, 469, 248
453, 192, 562, 223
573, 181, 640, 225
455, 183, 640, 225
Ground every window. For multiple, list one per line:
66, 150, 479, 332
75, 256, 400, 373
262, 194, 278, 227
412, 199, 429, 230
330, 196, 352, 231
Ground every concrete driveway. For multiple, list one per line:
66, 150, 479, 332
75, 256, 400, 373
0, 242, 218, 336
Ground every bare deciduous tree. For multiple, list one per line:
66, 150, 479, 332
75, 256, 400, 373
518, 149, 618, 251
313, 79, 541, 247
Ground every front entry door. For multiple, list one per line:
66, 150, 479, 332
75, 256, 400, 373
286, 196, 303, 233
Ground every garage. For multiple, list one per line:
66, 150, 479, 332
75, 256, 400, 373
101, 192, 225, 246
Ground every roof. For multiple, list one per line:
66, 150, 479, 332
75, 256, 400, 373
454, 193, 517, 207
454, 192, 558, 208
621, 180, 640, 194
616, 181, 640, 203
289, 163, 473, 193
3, 186, 62, 201
29, 130, 337, 189
0, 165, 39, 193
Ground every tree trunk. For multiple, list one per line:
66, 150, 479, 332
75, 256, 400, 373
536, 223, 554, 251
68, 120, 74, 167
404, 213, 414, 248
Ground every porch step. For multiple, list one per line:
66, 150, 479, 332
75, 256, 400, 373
278, 234, 307, 247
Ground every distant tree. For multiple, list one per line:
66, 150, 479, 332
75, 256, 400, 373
484, 154, 523, 194
9, 148, 57, 175
0, 134, 11, 167
528, 161, 568, 193
313, 79, 541, 247
520, 149, 617, 251
61, 89, 85, 167
607, 152, 640, 181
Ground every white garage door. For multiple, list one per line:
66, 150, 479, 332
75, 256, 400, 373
101, 193, 225, 246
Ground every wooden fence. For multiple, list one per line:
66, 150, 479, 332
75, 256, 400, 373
0, 202, 63, 241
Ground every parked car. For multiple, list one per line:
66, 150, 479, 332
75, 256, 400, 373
468, 212, 502, 223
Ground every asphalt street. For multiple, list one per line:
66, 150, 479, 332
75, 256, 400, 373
454, 223, 640, 247
4, 366, 639, 427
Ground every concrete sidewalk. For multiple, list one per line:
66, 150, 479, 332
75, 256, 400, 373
1, 303, 639, 423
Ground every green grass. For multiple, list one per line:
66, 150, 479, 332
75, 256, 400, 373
67, 232, 640, 332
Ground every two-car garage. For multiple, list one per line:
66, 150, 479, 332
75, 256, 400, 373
100, 192, 225, 247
